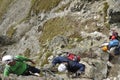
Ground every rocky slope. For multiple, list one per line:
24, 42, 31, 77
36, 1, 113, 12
0, 0, 120, 80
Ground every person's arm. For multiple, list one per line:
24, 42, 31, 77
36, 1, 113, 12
15, 55, 35, 64
26, 59, 35, 64
52, 56, 65, 66
3, 67, 10, 77
52, 57, 59, 66
3, 68, 14, 80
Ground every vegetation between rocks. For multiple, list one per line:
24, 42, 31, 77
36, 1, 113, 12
31, 0, 61, 14
39, 16, 74, 44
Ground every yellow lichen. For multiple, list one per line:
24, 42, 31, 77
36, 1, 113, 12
6, 25, 16, 38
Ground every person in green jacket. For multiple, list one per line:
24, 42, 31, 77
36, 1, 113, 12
2, 55, 40, 77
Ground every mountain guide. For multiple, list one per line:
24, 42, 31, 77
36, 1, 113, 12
2, 55, 40, 77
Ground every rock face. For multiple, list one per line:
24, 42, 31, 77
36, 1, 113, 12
108, 0, 120, 24
0, 0, 120, 80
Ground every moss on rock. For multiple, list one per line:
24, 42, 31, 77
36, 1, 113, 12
55, 1, 71, 12
6, 25, 16, 38
39, 16, 74, 44
31, 0, 61, 14
39, 16, 87, 44
103, 2, 109, 22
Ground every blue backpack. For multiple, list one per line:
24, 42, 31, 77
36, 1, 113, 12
108, 39, 119, 49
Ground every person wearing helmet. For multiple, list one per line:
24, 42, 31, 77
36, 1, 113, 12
101, 39, 120, 57
108, 39, 120, 57
2, 55, 40, 77
50, 56, 85, 77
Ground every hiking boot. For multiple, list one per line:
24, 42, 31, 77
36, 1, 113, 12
76, 71, 85, 77
34, 73, 40, 76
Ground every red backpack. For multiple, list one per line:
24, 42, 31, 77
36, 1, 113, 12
66, 53, 80, 62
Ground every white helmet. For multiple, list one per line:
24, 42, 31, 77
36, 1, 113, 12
58, 63, 66, 72
2, 55, 14, 64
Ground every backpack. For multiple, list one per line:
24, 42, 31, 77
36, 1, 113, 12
66, 53, 80, 62
108, 39, 119, 49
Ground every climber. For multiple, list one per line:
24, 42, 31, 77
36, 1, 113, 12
50, 56, 85, 77
101, 39, 120, 57
2, 55, 40, 77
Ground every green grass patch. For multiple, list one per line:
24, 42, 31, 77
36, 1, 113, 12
39, 16, 86, 44
55, 1, 71, 12
41, 51, 52, 67
31, 0, 61, 14
39, 16, 74, 44
68, 32, 83, 42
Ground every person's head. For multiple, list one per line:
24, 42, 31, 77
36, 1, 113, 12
111, 35, 116, 40
58, 63, 67, 72
2, 55, 14, 65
